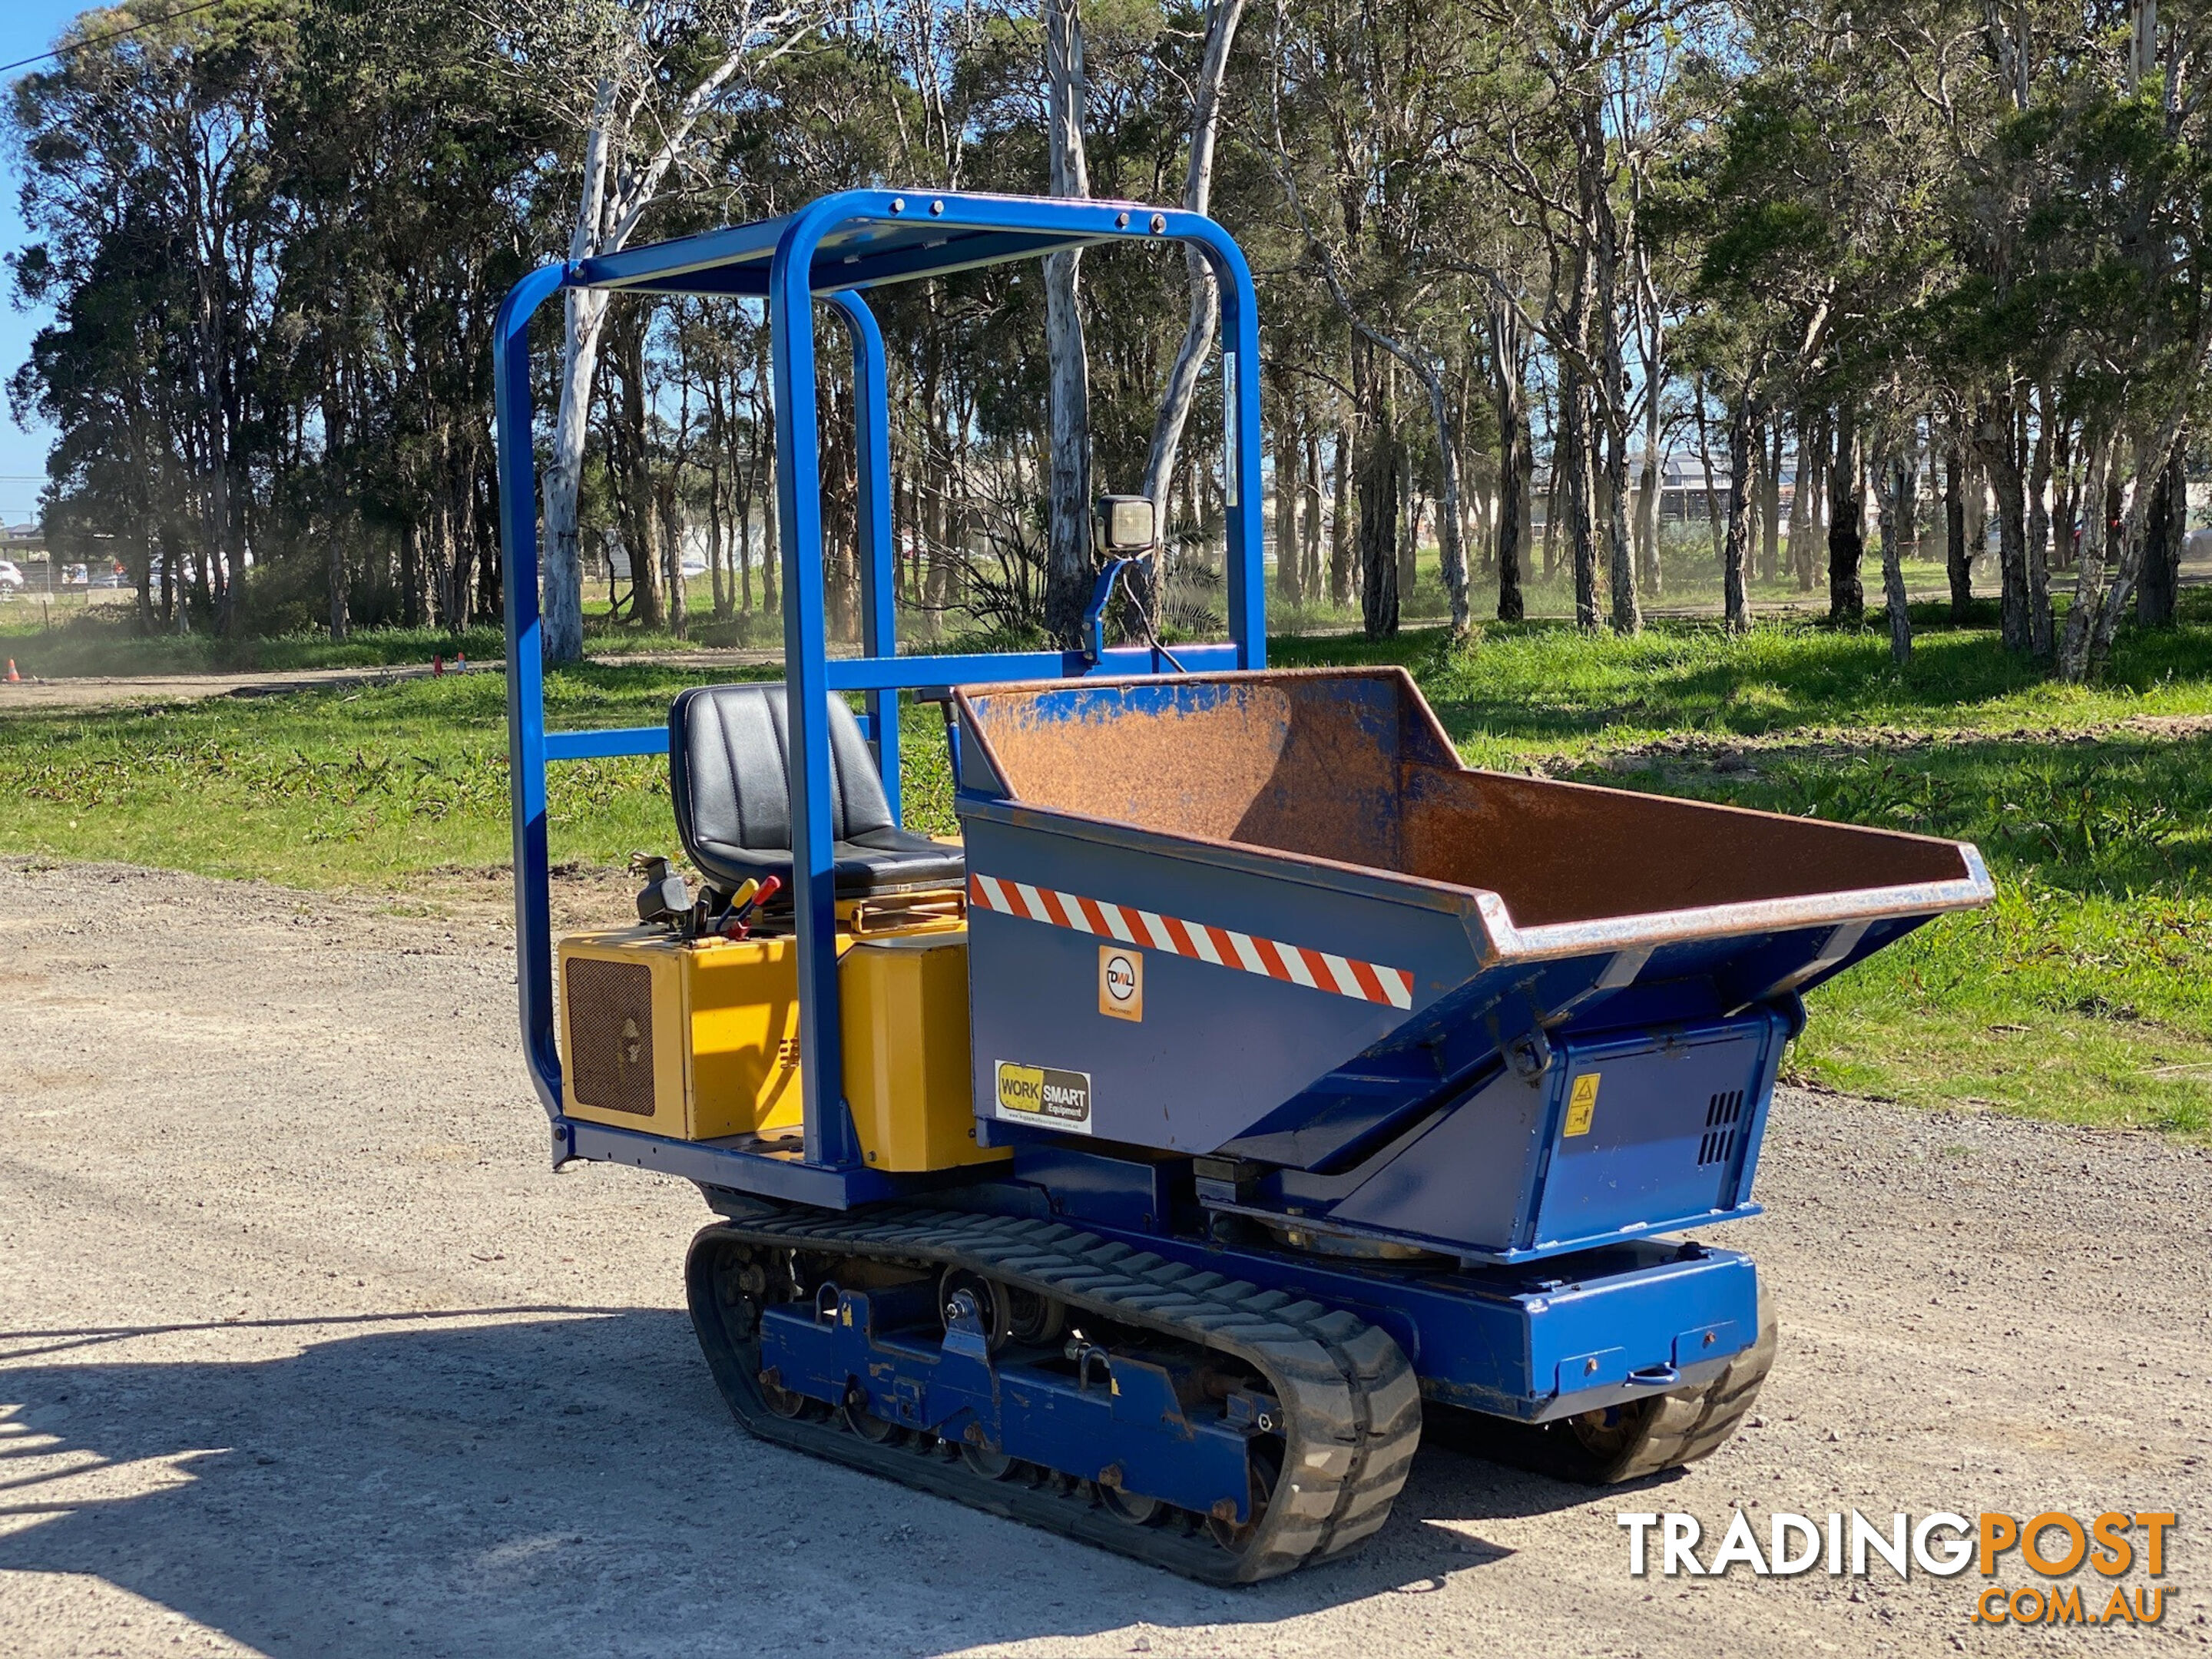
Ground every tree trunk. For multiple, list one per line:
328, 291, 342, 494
1634, 259, 1665, 600
2025, 396, 2055, 656
1635, 446, 1661, 598
1395, 420, 1418, 603
1975, 397, 2032, 653
1041, 0, 1092, 648
134, 528, 154, 635
1878, 450, 1914, 664
2051, 419, 2078, 572
1604, 401, 1638, 634
1944, 442, 1972, 621
2137, 439, 2186, 628
2082, 389, 2200, 674
614, 313, 662, 631
1582, 95, 1635, 634
1406, 361, 1472, 634
1301, 426, 1324, 599
541, 283, 611, 665
400, 520, 422, 630
1561, 370, 1599, 629
1693, 376, 1724, 562
1787, 409, 1823, 592
1827, 402, 1864, 624
1489, 300, 1529, 623
658, 469, 687, 640
1759, 415, 1783, 582
2055, 432, 2117, 680
761, 435, 780, 615
1722, 390, 1756, 633
1329, 423, 1353, 604
1273, 391, 1301, 605
1356, 343, 1399, 637
1139, 0, 1247, 527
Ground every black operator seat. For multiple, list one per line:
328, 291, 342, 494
667, 683, 965, 904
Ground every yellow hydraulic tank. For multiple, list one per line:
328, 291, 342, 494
842, 932, 1006, 1173
555, 921, 1002, 1173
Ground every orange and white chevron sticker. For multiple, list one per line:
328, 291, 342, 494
968, 872, 1416, 1010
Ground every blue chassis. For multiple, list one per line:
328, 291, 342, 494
494, 189, 1760, 1426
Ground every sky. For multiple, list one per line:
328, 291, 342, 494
0, 2, 98, 528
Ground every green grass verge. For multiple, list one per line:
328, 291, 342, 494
2, 596, 2208, 1136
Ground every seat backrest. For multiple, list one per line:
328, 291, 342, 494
668, 684, 892, 859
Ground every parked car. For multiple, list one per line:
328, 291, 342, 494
0, 560, 23, 591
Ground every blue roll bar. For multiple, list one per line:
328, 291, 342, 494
495, 189, 1267, 1197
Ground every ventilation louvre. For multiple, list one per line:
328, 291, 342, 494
565, 957, 657, 1116
1697, 1088, 1747, 1167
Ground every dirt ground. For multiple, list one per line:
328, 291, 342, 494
1, 859, 2207, 1659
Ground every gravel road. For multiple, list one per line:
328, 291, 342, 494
2, 859, 2206, 1658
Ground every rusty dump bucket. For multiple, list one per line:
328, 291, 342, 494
951, 668, 1992, 1219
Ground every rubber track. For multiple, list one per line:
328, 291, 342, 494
685, 1205, 1423, 1583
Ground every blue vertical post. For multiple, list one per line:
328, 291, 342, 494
492, 260, 571, 1124
832, 289, 902, 820
770, 211, 859, 1169
1208, 237, 1267, 671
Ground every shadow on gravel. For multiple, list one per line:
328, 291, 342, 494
0, 1310, 1608, 1657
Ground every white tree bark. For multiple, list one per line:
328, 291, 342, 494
1041, 0, 1094, 647
1139, 0, 1249, 521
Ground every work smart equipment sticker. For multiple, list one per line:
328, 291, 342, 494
995, 1061, 1092, 1134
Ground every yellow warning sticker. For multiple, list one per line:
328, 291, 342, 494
1564, 1072, 1600, 1137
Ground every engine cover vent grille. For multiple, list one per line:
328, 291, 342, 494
565, 958, 657, 1115
1697, 1088, 1746, 1167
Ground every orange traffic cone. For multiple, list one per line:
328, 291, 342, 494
4, 660, 18, 683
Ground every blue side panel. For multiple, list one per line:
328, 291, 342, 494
961, 806, 1471, 1154
1533, 1020, 1783, 1249
1300, 1012, 1786, 1261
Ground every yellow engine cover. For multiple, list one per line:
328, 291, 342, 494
555, 921, 1004, 1173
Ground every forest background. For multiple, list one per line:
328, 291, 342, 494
10, 0, 2212, 677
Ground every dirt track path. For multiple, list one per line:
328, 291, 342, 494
1, 860, 2206, 1658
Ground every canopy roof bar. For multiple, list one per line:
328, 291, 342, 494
571, 191, 1171, 296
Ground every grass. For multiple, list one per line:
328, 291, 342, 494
2, 588, 2208, 1137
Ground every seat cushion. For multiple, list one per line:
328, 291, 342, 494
668, 684, 964, 901
684, 825, 969, 899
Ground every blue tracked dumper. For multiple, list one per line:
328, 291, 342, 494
494, 191, 1995, 1581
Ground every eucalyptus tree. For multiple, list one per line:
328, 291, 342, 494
1248, 0, 1496, 637
11, 0, 303, 633
490, 0, 816, 664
